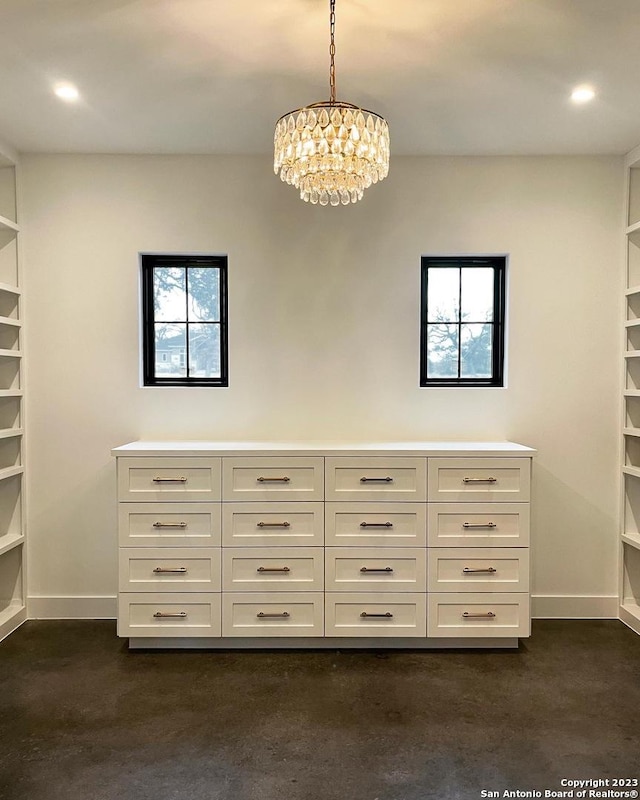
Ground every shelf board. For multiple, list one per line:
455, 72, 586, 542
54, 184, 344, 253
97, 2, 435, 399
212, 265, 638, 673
622, 532, 640, 551
0, 428, 22, 440
0, 534, 23, 557
625, 284, 640, 297
0, 316, 20, 328
625, 319, 640, 328
624, 390, 640, 397
0, 389, 22, 398
0, 215, 18, 234
0, 349, 21, 358
622, 466, 640, 479
0, 603, 26, 642
626, 220, 640, 237
624, 350, 640, 358
0, 282, 20, 297
620, 602, 640, 636
624, 428, 640, 438
0, 466, 23, 482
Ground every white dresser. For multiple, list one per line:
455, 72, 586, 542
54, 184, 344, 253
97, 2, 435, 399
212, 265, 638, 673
113, 442, 534, 649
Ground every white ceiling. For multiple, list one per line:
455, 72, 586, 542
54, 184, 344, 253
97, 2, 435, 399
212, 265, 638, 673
1, 0, 640, 156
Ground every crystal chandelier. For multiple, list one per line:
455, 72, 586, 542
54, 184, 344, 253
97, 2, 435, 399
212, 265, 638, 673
273, 0, 390, 206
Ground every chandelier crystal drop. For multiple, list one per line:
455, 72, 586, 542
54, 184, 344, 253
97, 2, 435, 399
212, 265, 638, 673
273, 0, 390, 206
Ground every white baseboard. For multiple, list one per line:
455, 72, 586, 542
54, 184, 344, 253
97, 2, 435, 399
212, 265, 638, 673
531, 594, 618, 619
26, 594, 618, 621
28, 595, 117, 619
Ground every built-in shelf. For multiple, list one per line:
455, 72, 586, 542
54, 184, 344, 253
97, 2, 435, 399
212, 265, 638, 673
625, 319, 640, 328
0, 215, 18, 234
0, 466, 23, 482
0, 534, 23, 558
624, 350, 640, 358
627, 220, 640, 237
624, 390, 640, 397
0, 146, 24, 645
623, 466, 640, 479
624, 428, 640, 438
625, 284, 640, 297
0, 428, 22, 440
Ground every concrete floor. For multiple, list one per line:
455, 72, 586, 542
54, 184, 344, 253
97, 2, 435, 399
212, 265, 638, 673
0, 620, 638, 800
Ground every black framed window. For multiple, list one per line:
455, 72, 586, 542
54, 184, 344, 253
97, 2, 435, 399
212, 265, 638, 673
420, 256, 506, 387
141, 254, 228, 387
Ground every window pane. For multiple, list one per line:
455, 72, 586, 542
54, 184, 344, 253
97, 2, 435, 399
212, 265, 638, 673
188, 324, 221, 378
427, 268, 459, 322
154, 324, 186, 377
461, 267, 494, 322
427, 324, 459, 378
460, 323, 492, 378
154, 267, 186, 322
188, 267, 220, 322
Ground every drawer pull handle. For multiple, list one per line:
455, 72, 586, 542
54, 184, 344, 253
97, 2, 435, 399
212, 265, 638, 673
257, 521, 291, 528
360, 611, 393, 618
257, 611, 290, 618
360, 476, 393, 483
360, 521, 393, 528
462, 476, 497, 484
257, 476, 291, 483
152, 521, 188, 529
463, 567, 497, 574
462, 522, 496, 529
360, 566, 393, 573
257, 566, 291, 573
153, 476, 188, 483
462, 611, 496, 619
153, 567, 187, 574
153, 611, 187, 618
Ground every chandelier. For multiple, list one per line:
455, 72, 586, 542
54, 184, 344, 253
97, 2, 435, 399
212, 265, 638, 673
273, 0, 390, 206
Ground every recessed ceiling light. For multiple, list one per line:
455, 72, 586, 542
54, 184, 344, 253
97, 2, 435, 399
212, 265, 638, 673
54, 83, 80, 102
571, 85, 595, 104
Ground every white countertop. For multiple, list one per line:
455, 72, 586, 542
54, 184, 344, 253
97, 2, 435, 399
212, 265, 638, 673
112, 441, 536, 457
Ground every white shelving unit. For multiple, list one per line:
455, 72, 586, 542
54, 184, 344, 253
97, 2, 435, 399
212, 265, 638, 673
621, 143, 640, 635
0, 139, 25, 641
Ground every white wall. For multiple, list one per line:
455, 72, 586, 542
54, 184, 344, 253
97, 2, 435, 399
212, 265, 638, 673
21, 153, 623, 618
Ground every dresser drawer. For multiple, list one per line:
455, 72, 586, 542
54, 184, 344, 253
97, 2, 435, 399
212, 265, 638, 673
118, 593, 222, 637
325, 548, 426, 592
118, 458, 221, 502
325, 503, 427, 547
222, 457, 323, 501
427, 503, 529, 548
119, 503, 221, 548
222, 503, 324, 547
427, 593, 530, 638
428, 548, 529, 593
427, 458, 530, 503
222, 547, 324, 591
119, 548, 221, 592
325, 593, 426, 637
325, 458, 427, 502
222, 592, 324, 637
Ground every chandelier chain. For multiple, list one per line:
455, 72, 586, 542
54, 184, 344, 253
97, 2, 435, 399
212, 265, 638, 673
329, 0, 336, 103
